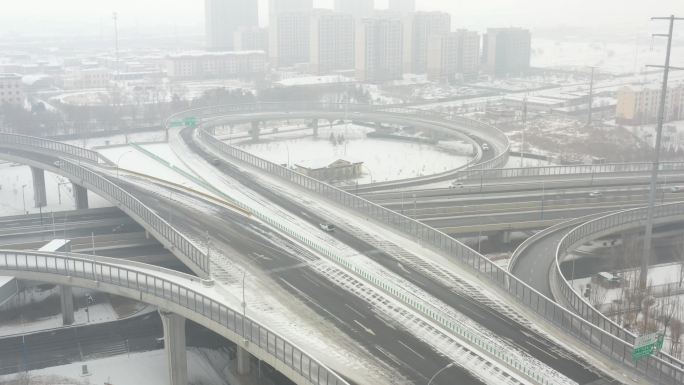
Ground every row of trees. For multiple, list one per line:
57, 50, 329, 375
0, 83, 372, 138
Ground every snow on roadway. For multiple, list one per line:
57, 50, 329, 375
91, 143, 405, 385
166, 128, 573, 385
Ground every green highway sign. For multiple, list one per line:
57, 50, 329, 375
169, 117, 198, 128
632, 332, 665, 361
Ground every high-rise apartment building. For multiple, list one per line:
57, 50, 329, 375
205, 0, 259, 50
310, 11, 355, 74
482, 28, 531, 76
616, 83, 684, 125
234, 27, 268, 52
333, 0, 374, 19
403, 11, 451, 74
426, 30, 480, 83
269, 0, 314, 67
457, 29, 481, 78
355, 16, 403, 82
0, 74, 24, 106
387, 0, 415, 14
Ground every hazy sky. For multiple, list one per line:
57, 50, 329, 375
1, 0, 683, 40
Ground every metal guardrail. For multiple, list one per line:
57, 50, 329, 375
196, 125, 684, 384
166, 102, 511, 180
0, 250, 349, 385
555, 202, 684, 370
508, 213, 609, 275
0, 133, 106, 164
454, 162, 684, 181
56, 159, 211, 277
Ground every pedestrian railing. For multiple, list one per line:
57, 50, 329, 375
453, 162, 684, 181
555, 202, 684, 370
195, 117, 684, 384
166, 102, 510, 185
0, 250, 349, 385
0, 133, 108, 165
57, 159, 211, 277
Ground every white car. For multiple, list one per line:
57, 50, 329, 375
670, 186, 683, 193
320, 223, 336, 232
588, 191, 602, 198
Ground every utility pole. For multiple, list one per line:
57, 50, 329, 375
641, 15, 684, 289
520, 95, 527, 167
113, 12, 120, 77
586, 67, 595, 127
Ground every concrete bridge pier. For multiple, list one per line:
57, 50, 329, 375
72, 183, 89, 210
160, 310, 188, 385
60, 285, 74, 325
312, 118, 319, 137
490, 231, 512, 245
237, 345, 251, 375
30, 166, 47, 208
250, 121, 260, 141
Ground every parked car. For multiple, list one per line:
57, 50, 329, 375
319, 223, 336, 232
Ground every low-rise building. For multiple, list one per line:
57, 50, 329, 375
62, 67, 112, 89
616, 83, 684, 125
165, 51, 267, 79
0, 73, 25, 106
295, 158, 363, 181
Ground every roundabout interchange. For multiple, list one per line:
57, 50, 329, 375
1, 103, 684, 385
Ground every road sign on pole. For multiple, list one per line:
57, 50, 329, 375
632, 332, 664, 361
169, 117, 197, 128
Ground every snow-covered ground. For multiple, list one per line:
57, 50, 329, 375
164, 128, 576, 385
63, 130, 167, 150
236, 124, 472, 184
0, 348, 230, 385
0, 286, 152, 337
0, 161, 110, 217
532, 38, 669, 75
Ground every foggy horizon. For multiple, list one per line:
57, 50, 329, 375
2, 0, 683, 41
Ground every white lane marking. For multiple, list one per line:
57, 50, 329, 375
353, 319, 376, 336
344, 303, 366, 319
398, 340, 426, 360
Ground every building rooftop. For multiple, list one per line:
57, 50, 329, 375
168, 50, 266, 59
0, 73, 21, 80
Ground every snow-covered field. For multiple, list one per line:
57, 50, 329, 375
236, 124, 472, 184
0, 161, 110, 217
0, 348, 230, 385
0, 286, 152, 337
532, 38, 669, 75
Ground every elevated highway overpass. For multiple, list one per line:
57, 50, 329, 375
1, 119, 683, 384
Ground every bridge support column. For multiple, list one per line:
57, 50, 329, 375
72, 184, 89, 210
237, 345, 251, 375
159, 310, 187, 385
312, 118, 319, 137
250, 121, 260, 141
30, 166, 47, 208
490, 231, 512, 245
60, 285, 74, 325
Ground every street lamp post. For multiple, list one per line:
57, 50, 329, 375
57, 182, 70, 205
21, 184, 26, 214
540, 181, 546, 220
116, 150, 134, 178
428, 363, 454, 385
